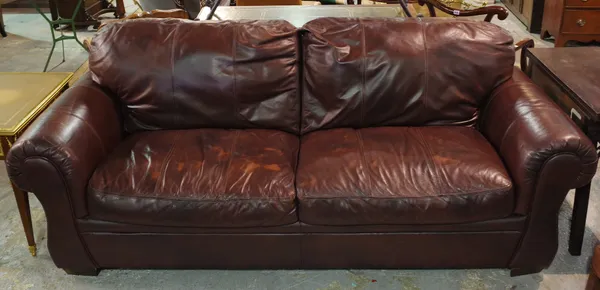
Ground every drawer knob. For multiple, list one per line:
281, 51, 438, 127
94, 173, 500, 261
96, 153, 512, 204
577, 19, 586, 27
581, 0, 588, 2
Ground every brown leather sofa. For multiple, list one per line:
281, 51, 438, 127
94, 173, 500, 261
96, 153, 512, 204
6, 18, 598, 276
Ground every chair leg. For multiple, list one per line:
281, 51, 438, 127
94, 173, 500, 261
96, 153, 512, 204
399, 0, 412, 17
61, 39, 65, 62
44, 41, 56, 72
70, 21, 86, 50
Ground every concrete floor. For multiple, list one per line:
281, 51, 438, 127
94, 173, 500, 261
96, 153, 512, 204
0, 3, 598, 290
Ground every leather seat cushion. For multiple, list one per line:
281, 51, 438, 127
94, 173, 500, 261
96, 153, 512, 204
296, 127, 514, 226
88, 129, 299, 227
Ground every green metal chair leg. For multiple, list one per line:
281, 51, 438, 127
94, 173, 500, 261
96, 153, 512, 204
30, 0, 86, 72
71, 24, 86, 50
61, 38, 65, 63
44, 41, 56, 72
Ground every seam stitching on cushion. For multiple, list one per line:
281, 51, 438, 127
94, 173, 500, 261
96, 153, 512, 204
61, 111, 107, 156
152, 131, 181, 195
509, 152, 581, 266
355, 129, 373, 193
422, 22, 429, 113
498, 119, 519, 152
233, 24, 241, 123
171, 21, 178, 126
481, 82, 541, 128
359, 19, 366, 127
300, 186, 513, 200
89, 186, 511, 202
90, 189, 297, 203
516, 150, 581, 215
222, 130, 241, 193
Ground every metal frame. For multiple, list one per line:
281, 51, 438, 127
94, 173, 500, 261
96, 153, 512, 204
29, 0, 86, 72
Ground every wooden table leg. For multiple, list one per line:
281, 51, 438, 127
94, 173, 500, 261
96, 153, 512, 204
0, 6, 7, 37
1, 136, 36, 256
570, 183, 591, 256
115, 0, 126, 18
11, 184, 36, 256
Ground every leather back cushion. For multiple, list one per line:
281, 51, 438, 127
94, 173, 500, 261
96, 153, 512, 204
89, 19, 300, 134
301, 18, 514, 134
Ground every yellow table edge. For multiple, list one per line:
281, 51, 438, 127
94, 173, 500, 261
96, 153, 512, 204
0, 72, 74, 136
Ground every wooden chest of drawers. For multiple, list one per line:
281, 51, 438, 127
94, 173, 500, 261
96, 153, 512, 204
541, 0, 600, 46
501, 0, 545, 32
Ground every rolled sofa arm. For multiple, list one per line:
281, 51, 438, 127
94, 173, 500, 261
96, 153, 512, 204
6, 73, 122, 218
480, 68, 597, 214
5, 73, 122, 274
480, 68, 598, 274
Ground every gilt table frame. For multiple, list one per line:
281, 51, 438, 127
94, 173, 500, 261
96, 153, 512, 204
0, 72, 73, 256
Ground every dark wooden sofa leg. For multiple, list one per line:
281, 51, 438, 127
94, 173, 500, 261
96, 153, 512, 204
570, 183, 591, 256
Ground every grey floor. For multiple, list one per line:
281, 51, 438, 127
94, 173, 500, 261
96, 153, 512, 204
0, 3, 597, 290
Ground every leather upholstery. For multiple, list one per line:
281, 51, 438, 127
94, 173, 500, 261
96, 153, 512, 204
89, 19, 300, 134
5, 73, 121, 273
6, 74, 122, 218
301, 18, 514, 133
88, 129, 299, 227
5, 19, 598, 275
480, 68, 598, 214
296, 126, 514, 225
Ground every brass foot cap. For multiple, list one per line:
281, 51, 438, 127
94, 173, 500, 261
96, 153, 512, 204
29, 245, 37, 257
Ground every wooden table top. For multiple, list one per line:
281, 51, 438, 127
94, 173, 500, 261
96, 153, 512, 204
0, 72, 72, 136
527, 47, 600, 119
196, 5, 407, 27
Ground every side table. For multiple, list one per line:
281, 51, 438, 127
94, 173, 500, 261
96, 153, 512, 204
524, 47, 600, 256
0, 72, 73, 256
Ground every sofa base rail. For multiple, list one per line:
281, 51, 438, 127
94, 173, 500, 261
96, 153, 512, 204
73, 231, 531, 275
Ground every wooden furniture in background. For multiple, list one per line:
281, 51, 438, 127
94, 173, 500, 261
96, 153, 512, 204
0, 4, 6, 37
50, 0, 125, 27
0, 72, 73, 257
501, 0, 545, 32
236, 0, 301, 5
95, 7, 189, 30
541, 0, 600, 46
196, 4, 407, 25
30, 0, 87, 71
416, 0, 508, 22
523, 47, 600, 255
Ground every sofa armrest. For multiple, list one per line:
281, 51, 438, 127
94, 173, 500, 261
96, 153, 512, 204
6, 73, 122, 218
480, 68, 598, 215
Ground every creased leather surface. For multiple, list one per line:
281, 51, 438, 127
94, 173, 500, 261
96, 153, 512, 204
8, 19, 599, 275
296, 126, 514, 226
480, 68, 598, 214
89, 19, 300, 134
6, 73, 122, 218
300, 18, 514, 133
88, 129, 299, 227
